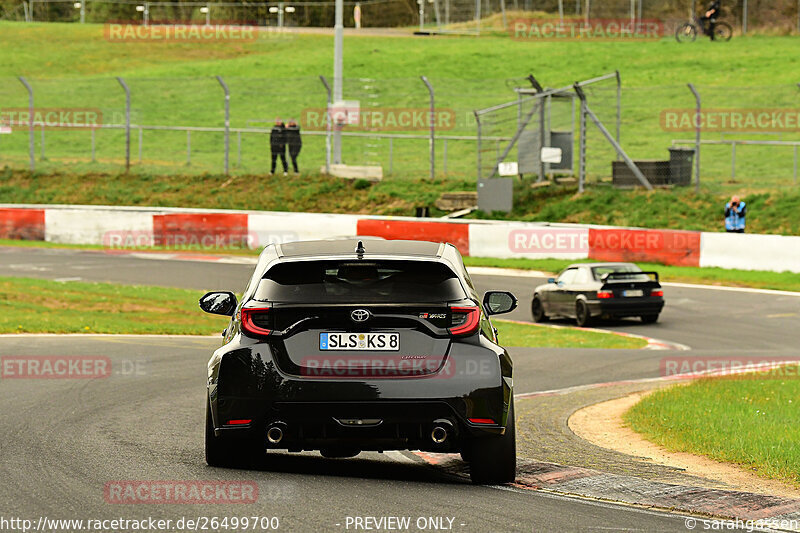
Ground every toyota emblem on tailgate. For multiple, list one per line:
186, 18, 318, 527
350, 309, 371, 322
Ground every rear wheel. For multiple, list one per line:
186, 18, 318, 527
675, 22, 697, 43
640, 314, 659, 324
575, 300, 593, 327
531, 296, 549, 323
205, 399, 234, 467
713, 22, 732, 41
467, 401, 516, 485
205, 399, 261, 467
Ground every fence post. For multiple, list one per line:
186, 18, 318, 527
216, 76, 230, 175
731, 141, 736, 180
475, 111, 482, 179
116, 77, 131, 172
443, 139, 448, 175
420, 76, 435, 181
138, 127, 142, 162
742, 0, 748, 34
687, 83, 700, 192
18, 76, 34, 171
187, 130, 191, 165
794, 145, 798, 185
615, 70, 621, 162
91, 128, 96, 161
80, 0, 85, 23
237, 131, 242, 167
578, 95, 586, 192
319, 75, 332, 174
40, 124, 45, 160
388, 137, 393, 174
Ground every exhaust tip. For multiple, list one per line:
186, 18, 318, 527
431, 426, 448, 444
266, 423, 285, 444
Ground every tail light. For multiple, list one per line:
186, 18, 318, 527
651, 289, 664, 297
449, 306, 480, 336
597, 291, 614, 299
241, 307, 272, 336
468, 418, 496, 425
226, 419, 252, 425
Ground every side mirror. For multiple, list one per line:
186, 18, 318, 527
199, 291, 238, 316
483, 290, 518, 316
547, 277, 555, 284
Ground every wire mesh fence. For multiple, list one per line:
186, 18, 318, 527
2, 75, 800, 189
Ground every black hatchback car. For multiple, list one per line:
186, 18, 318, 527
531, 262, 664, 327
200, 238, 518, 484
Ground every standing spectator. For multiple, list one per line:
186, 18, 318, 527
724, 195, 746, 233
270, 118, 288, 176
285, 118, 302, 174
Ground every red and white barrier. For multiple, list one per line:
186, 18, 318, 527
1, 204, 798, 274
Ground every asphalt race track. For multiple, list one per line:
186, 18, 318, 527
1, 246, 798, 532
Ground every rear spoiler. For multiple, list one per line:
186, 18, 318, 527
601, 271, 659, 283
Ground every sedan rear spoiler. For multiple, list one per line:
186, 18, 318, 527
601, 271, 659, 283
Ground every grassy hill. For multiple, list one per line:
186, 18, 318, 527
0, 22, 799, 184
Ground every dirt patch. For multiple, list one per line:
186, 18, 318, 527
568, 390, 800, 499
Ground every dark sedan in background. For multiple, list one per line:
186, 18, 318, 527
531, 262, 664, 327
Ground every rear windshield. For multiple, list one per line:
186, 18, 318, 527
591, 264, 650, 282
254, 260, 467, 303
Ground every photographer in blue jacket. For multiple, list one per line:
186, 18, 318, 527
724, 196, 746, 233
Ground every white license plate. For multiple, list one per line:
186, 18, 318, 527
622, 289, 644, 297
319, 332, 399, 351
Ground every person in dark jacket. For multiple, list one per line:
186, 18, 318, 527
700, 0, 721, 39
724, 195, 746, 233
285, 118, 302, 173
270, 118, 288, 175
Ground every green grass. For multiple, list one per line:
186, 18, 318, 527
3, 168, 800, 235
0, 276, 644, 348
625, 367, 800, 487
494, 319, 646, 349
0, 23, 799, 184
0, 276, 226, 334
463, 257, 800, 292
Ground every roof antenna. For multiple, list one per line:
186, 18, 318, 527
355, 240, 365, 257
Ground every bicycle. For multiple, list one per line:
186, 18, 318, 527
675, 16, 732, 42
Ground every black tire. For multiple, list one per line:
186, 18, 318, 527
205, 399, 234, 467
640, 314, 659, 324
713, 22, 732, 41
467, 401, 516, 485
205, 399, 261, 467
575, 300, 592, 327
531, 296, 549, 323
675, 22, 697, 43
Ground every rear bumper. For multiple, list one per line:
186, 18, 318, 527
208, 338, 512, 452
588, 298, 664, 318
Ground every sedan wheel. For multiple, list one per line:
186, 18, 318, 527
575, 300, 592, 327
531, 296, 549, 322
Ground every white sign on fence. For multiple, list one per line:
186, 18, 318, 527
498, 161, 519, 176
541, 147, 562, 164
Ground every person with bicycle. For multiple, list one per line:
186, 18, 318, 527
700, 0, 721, 40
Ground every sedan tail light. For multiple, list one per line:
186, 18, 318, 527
651, 289, 664, 297
449, 306, 480, 336
597, 291, 614, 299
241, 307, 272, 336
